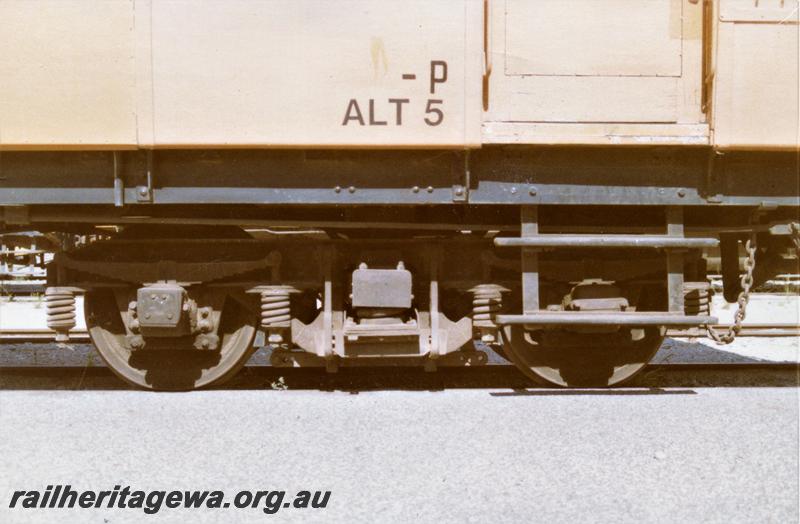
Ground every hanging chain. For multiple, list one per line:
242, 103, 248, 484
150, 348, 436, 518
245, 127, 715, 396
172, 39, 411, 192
705, 233, 757, 344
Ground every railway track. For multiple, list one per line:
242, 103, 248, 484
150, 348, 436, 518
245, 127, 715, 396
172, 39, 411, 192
0, 329, 91, 343
645, 362, 799, 372
1, 326, 796, 390
0, 361, 795, 391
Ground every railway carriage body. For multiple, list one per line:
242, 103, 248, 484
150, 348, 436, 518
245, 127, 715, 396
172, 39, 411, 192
0, 0, 797, 388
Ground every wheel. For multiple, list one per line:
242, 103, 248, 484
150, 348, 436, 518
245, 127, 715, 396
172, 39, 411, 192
85, 288, 258, 391
501, 325, 665, 388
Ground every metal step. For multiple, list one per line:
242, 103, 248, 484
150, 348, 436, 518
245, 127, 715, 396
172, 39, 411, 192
494, 235, 718, 249
495, 311, 717, 326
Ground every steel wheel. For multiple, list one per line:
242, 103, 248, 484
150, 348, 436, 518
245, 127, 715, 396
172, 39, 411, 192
501, 325, 664, 387
85, 289, 257, 391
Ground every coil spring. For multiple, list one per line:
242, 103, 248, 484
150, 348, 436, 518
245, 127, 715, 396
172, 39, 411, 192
260, 288, 291, 328
45, 287, 76, 338
471, 284, 504, 327
683, 282, 711, 316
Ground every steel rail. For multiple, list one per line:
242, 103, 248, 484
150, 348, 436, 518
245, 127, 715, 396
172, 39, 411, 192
0, 330, 91, 343
645, 362, 799, 371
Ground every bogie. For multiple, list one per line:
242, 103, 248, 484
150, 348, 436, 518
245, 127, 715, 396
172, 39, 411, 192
34, 219, 754, 389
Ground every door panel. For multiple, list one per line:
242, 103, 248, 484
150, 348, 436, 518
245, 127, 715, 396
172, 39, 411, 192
484, 0, 706, 143
712, 0, 799, 149
506, 0, 682, 77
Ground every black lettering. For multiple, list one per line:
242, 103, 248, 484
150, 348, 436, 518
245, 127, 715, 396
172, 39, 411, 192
58, 485, 78, 508
312, 491, 331, 509
184, 490, 208, 508
388, 98, 410, 125
22, 492, 39, 508
78, 491, 95, 509
424, 99, 444, 126
368, 99, 387, 125
118, 486, 131, 508
39, 486, 53, 508
165, 491, 181, 509
293, 491, 310, 509
41, 486, 52, 508
206, 491, 224, 508
49, 485, 62, 508
94, 491, 110, 508
263, 491, 284, 515
342, 99, 365, 126
107, 486, 120, 508
128, 491, 145, 509
430, 60, 448, 94
234, 491, 252, 508
251, 490, 268, 508
144, 491, 164, 514
8, 490, 25, 508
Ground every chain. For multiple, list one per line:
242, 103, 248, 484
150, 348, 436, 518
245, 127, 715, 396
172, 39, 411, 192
705, 234, 757, 344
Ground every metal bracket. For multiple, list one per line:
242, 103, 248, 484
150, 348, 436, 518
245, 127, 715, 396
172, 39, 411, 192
136, 186, 152, 203
451, 150, 470, 202
452, 184, 467, 202
136, 150, 154, 203
113, 151, 124, 207
703, 150, 725, 203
